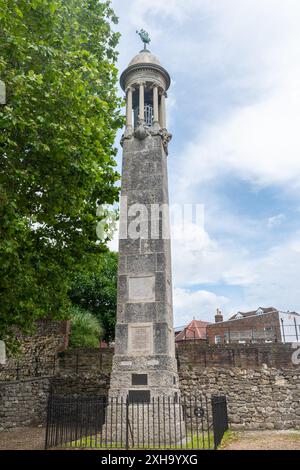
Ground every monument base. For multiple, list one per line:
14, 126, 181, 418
104, 399, 186, 448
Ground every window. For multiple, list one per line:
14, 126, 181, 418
215, 335, 222, 344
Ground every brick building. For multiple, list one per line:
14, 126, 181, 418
175, 319, 211, 344
206, 307, 300, 345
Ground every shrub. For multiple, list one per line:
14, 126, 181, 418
68, 306, 102, 348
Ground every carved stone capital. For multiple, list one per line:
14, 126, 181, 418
120, 130, 134, 146
149, 128, 172, 155
134, 123, 150, 141
159, 90, 167, 98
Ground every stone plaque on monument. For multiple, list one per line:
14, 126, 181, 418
0, 340, 6, 365
128, 389, 151, 404
128, 323, 153, 355
128, 276, 155, 302
132, 373, 148, 385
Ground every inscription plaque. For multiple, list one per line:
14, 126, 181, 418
132, 374, 148, 385
128, 323, 153, 355
128, 390, 150, 404
128, 276, 155, 302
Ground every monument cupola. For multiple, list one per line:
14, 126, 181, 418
120, 30, 171, 151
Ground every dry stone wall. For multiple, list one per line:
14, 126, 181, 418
179, 365, 300, 430
1, 339, 299, 431
0, 377, 51, 430
0, 320, 69, 381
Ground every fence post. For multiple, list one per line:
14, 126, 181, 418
75, 353, 79, 374
44, 384, 53, 449
125, 396, 129, 450
211, 395, 228, 450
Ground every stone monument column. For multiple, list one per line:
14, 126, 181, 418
109, 39, 179, 405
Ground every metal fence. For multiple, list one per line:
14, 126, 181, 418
45, 393, 228, 450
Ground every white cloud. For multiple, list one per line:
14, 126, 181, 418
173, 287, 229, 325
240, 236, 300, 312
116, 0, 300, 191
267, 214, 285, 229
171, 224, 230, 286
111, 0, 300, 318
176, 80, 300, 191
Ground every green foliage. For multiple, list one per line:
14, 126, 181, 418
0, 1, 124, 341
68, 305, 102, 348
68, 250, 118, 342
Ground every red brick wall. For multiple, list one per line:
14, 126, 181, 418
206, 311, 281, 345
176, 342, 298, 369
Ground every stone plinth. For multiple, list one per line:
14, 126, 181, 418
105, 400, 186, 447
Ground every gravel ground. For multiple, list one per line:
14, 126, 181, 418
222, 430, 300, 450
0, 427, 46, 450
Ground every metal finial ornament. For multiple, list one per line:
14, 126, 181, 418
136, 29, 151, 51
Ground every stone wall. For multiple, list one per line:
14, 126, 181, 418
0, 377, 51, 431
1, 342, 299, 431
58, 343, 298, 374
179, 366, 300, 430
58, 348, 113, 375
0, 320, 70, 381
51, 372, 110, 397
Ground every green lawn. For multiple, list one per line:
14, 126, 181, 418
64, 431, 214, 450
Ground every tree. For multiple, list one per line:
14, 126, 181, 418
68, 305, 102, 348
0, 1, 123, 342
68, 250, 118, 342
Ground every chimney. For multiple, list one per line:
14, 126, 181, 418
215, 308, 223, 323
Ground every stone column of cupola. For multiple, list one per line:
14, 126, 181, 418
152, 85, 159, 130
138, 82, 145, 122
125, 86, 133, 135
159, 91, 167, 129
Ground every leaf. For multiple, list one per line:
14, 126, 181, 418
14, 7, 23, 18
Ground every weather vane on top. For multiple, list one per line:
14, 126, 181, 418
136, 29, 151, 51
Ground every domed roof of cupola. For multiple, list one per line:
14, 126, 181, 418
128, 49, 162, 67
120, 47, 171, 92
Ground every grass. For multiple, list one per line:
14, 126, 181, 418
217, 430, 238, 449
63, 431, 215, 450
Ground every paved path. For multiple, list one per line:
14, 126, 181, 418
0, 427, 45, 450
222, 430, 300, 450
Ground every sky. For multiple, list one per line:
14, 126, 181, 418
110, 0, 300, 327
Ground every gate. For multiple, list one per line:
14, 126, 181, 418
45, 393, 228, 450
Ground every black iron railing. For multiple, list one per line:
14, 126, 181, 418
45, 393, 228, 450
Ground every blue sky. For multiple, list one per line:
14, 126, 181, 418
111, 0, 300, 326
